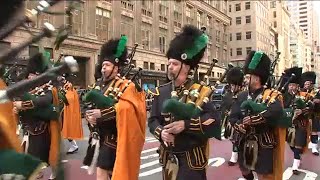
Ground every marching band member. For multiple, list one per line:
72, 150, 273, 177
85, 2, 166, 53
84, 36, 146, 180
223, 67, 244, 166
301, 72, 320, 156
13, 53, 61, 179
229, 51, 285, 180
148, 25, 221, 180
282, 67, 306, 175
57, 73, 83, 154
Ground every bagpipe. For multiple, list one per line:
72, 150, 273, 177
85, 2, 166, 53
162, 58, 231, 130
239, 51, 294, 128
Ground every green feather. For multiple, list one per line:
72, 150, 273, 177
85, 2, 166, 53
248, 51, 263, 70
83, 89, 115, 108
184, 34, 208, 60
115, 35, 128, 58
162, 99, 195, 120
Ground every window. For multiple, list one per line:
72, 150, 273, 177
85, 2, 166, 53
159, 36, 166, 53
141, 24, 151, 50
270, 1, 276, 8
229, 33, 232, 41
245, 2, 250, 10
150, 63, 155, 70
229, 5, 231, 12
161, 64, 165, 71
121, 0, 134, 11
0, 41, 10, 51
197, 11, 203, 29
246, 47, 252, 54
274, 21, 277, 28
246, 31, 251, 39
273, 11, 276, 18
245, 16, 251, 23
215, 46, 219, 59
206, 16, 212, 39
173, 0, 182, 28
236, 17, 241, 25
230, 48, 233, 56
235, 3, 241, 11
236, 48, 242, 56
141, 0, 153, 17
120, 15, 134, 46
236, 32, 241, 40
70, 2, 84, 36
143, 62, 149, 69
206, 45, 211, 62
96, 8, 111, 41
159, 3, 168, 23
186, 5, 193, 24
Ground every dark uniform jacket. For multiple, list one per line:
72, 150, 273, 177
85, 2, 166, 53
148, 82, 221, 152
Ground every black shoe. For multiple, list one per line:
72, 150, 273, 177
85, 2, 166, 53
228, 161, 237, 166
312, 151, 319, 156
293, 170, 300, 175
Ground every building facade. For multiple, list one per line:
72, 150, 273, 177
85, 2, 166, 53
269, 1, 291, 77
228, 1, 273, 67
290, 22, 309, 69
288, 0, 319, 74
1, 0, 230, 88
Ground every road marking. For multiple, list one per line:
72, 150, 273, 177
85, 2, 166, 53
141, 153, 158, 160
145, 137, 156, 141
80, 166, 89, 170
208, 157, 225, 167
146, 139, 159, 143
139, 167, 162, 177
141, 147, 158, 154
61, 160, 68, 163
140, 160, 159, 169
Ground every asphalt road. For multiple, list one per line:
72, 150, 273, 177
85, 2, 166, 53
37, 119, 320, 180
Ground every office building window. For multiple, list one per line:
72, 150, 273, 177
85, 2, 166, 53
159, 1, 168, 23
270, 1, 276, 8
230, 48, 233, 56
96, 8, 111, 41
216, 30, 220, 42
196, 11, 204, 29
150, 63, 155, 70
186, 5, 193, 24
141, 0, 153, 17
229, 33, 232, 41
273, 11, 276, 18
236, 17, 241, 25
246, 47, 252, 54
141, 24, 152, 50
159, 36, 166, 53
161, 64, 165, 71
235, 3, 241, 11
246, 31, 251, 39
274, 21, 277, 28
245, 15, 251, 23
143, 62, 149, 69
229, 5, 231, 12
236, 32, 241, 40
236, 48, 242, 55
173, 0, 182, 28
120, 15, 134, 46
245, 2, 250, 10
121, 0, 134, 11
70, 2, 84, 36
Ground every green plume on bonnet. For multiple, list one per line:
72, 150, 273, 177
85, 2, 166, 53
248, 51, 264, 70
184, 34, 208, 60
115, 35, 128, 58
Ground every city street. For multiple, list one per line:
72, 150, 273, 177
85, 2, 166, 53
38, 119, 320, 180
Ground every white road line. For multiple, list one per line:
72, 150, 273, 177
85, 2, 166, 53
141, 147, 158, 154
146, 139, 159, 143
141, 153, 158, 160
139, 167, 162, 177
80, 166, 89, 170
140, 160, 159, 169
145, 137, 156, 141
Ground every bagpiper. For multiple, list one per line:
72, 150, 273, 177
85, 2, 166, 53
13, 53, 61, 179
229, 51, 285, 180
83, 35, 146, 180
223, 67, 244, 166
148, 25, 221, 180
300, 72, 320, 156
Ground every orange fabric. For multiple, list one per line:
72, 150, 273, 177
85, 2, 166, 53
0, 79, 21, 152
0, 79, 18, 136
49, 87, 61, 168
262, 89, 284, 180
112, 82, 146, 180
62, 84, 83, 140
